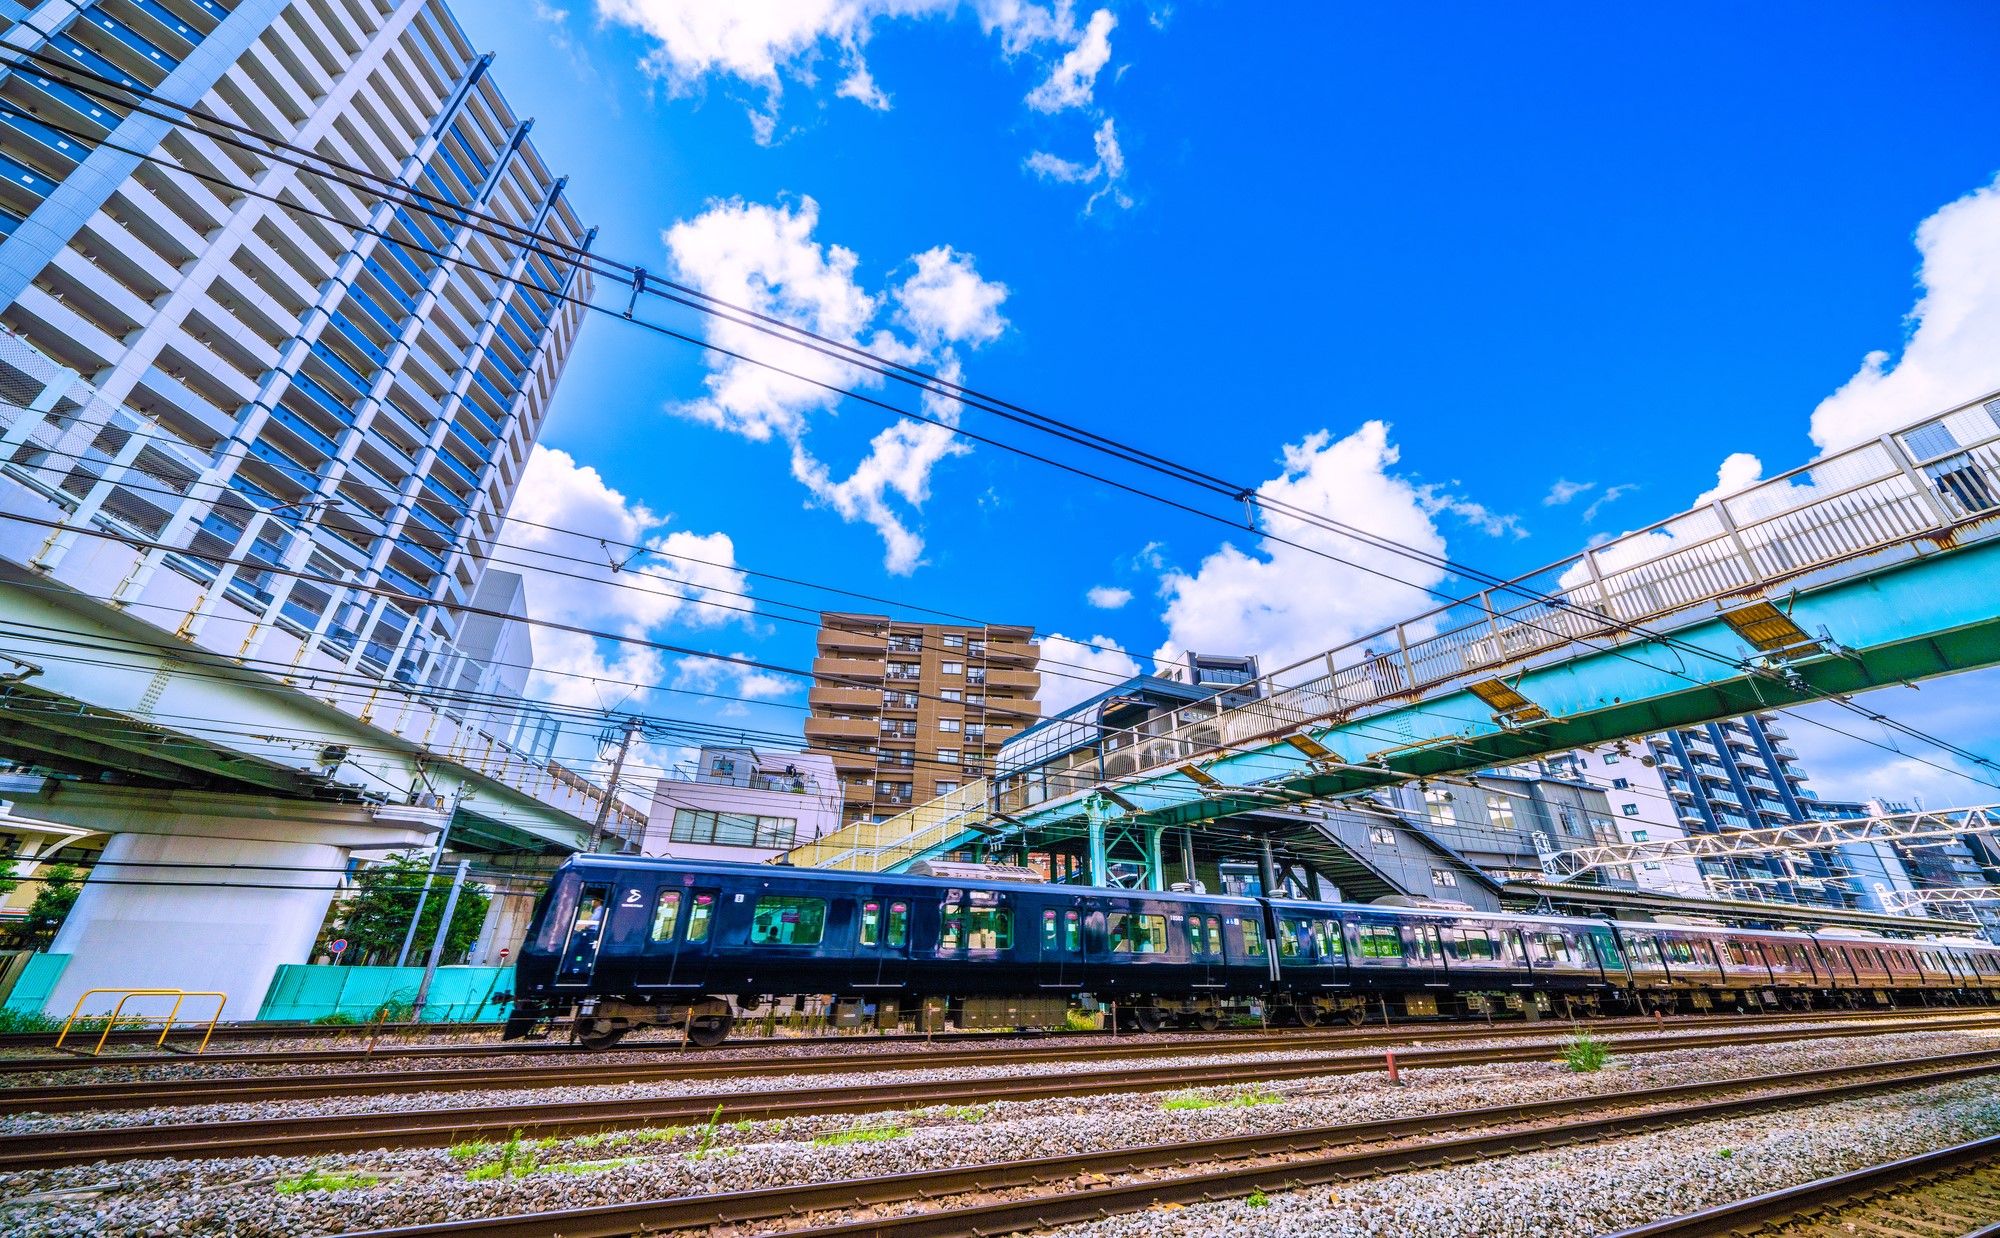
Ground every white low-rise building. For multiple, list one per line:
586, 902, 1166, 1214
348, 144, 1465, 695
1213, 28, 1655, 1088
643, 747, 842, 864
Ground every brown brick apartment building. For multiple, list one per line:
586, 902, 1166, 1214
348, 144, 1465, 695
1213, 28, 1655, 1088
805, 613, 1041, 826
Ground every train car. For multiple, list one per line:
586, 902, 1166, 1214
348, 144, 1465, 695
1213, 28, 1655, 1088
508, 853, 2000, 1047
508, 854, 1270, 1046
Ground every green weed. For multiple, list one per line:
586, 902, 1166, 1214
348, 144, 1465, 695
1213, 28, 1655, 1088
447, 1140, 490, 1161
1246, 1190, 1272, 1207
1718, 1148, 1734, 1159
1063, 1007, 1100, 1033
466, 1131, 539, 1180
544, 1157, 643, 1174
311, 1012, 360, 1026
1561, 1028, 1610, 1073
276, 1166, 379, 1194
0, 1009, 61, 1034
1230, 1090, 1284, 1107
812, 1123, 910, 1147
1163, 1094, 1221, 1111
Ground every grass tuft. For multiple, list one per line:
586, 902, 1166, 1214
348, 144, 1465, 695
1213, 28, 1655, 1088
813, 1123, 911, 1147
276, 1166, 379, 1194
1163, 1094, 1221, 1112
1561, 1028, 1610, 1073
1246, 1190, 1272, 1207
1064, 1008, 1100, 1033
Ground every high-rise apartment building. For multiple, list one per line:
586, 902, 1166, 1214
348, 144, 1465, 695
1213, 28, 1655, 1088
0, 0, 589, 707
807, 613, 1040, 826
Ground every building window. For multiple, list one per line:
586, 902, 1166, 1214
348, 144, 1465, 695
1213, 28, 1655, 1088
882, 690, 917, 708
887, 662, 920, 680
968, 639, 987, 655
965, 723, 986, 740
935, 780, 959, 794
671, 809, 798, 849
1431, 869, 1458, 888
939, 718, 961, 733
712, 758, 735, 775
1611, 777, 1631, 790
962, 758, 984, 774
1485, 793, 1517, 831
965, 667, 987, 685
1602, 753, 1621, 765
943, 634, 965, 649
1368, 826, 1396, 845
888, 634, 922, 652
936, 748, 961, 764
1632, 830, 1649, 842
879, 782, 913, 801
940, 689, 962, 702
941, 661, 964, 675
966, 693, 984, 704
1621, 803, 1641, 816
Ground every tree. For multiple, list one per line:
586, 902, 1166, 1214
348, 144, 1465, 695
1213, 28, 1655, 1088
8, 863, 79, 950
327, 852, 490, 965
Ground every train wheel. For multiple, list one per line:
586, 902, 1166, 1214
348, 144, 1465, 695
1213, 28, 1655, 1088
1294, 1004, 1322, 1028
576, 1021, 627, 1051
1343, 1004, 1368, 1026
1130, 1006, 1166, 1034
1191, 1011, 1220, 1032
686, 1014, 733, 1047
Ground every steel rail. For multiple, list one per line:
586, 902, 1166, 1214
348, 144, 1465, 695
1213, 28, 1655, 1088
1, 1004, 1982, 1080
332, 1052, 2000, 1238
12, 1009, 1978, 1112
1604, 1131, 2000, 1236
4, 1018, 1995, 1169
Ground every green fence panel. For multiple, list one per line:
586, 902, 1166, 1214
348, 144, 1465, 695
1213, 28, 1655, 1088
256, 965, 514, 1023
3, 954, 68, 1013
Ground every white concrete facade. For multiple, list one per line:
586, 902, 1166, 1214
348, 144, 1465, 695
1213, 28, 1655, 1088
643, 746, 843, 865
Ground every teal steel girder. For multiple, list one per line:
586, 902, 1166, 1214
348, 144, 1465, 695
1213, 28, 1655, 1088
960, 534, 2000, 851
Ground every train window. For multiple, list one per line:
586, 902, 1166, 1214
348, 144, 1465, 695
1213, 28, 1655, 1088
1789, 946, 1812, 972
1665, 939, 1697, 965
1314, 920, 1344, 959
650, 890, 682, 943
1442, 928, 1498, 962
535, 877, 581, 952
860, 901, 882, 947
1626, 935, 1662, 967
686, 893, 715, 943
942, 901, 1011, 951
1207, 918, 1224, 956
555, 884, 609, 984
750, 896, 827, 946
1043, 909, 1059, 951
1591, 932, 1624, 968
1531, 932, 1577, 965
1278, 919, 1308, 958
1108, 912, 1168, 953
1357, 924, 1403, 959
1409, 925, 1441, 963
888, 902, 909, 948
1184, 917, 1206, 956
1725, 942, 1750, 966
1064, 910, 1080, 952
1241, 919, 1266, 956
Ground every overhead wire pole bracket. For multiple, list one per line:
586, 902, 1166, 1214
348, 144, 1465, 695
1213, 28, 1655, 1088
623, 267, 647, 320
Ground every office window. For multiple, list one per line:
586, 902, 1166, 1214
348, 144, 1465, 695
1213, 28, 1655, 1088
1611, 777, 1631, 790
939, 718, 961, 733
1621, 803, 1641, 816
671, 809, 798, 848
1368, 826, 1396, 845
936, 748, 961, 764
941, 661, 964, 675
940, 689, 962, 702
943, 634, 965, 649
1431, 869, 1457, 888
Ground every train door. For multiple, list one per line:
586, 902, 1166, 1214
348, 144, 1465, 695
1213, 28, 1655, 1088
1180, 911, 1218, 988
1403, 922, 1448, 992
649, 887, 719, 990
554, 879, 612, 986
1040, 901, 1084, 990
853, 896, 912, 990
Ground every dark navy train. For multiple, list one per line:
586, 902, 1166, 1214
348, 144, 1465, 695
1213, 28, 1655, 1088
504, 854, 2000, 1048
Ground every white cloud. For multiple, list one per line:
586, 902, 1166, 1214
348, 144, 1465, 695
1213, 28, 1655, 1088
669, 654, 796, 716
836, 57, 892, 109
1086, 585, 1132, 609
663, 198, 1009, 572
1810, 176, 2000, 454
1025, 7, 1115, 113
1025, 117, 1132, 212
1414, 484, 1527, 539
1693, 451, 1764, 507
1544, 478, 1594, 506
1781, 670, 2000, 808
1581, 482, 1638, 523
498, 447, 752, 709
1038, 632, 1141, 714
1154, 422, 1450, 673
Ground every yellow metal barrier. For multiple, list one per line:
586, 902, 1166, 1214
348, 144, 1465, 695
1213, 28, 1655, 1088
54, 988, 228, 1056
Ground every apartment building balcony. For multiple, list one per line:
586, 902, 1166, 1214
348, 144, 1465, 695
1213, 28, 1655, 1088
808, 686, 882, 712
804, 716, 879, 741
814, 657, 885, 682
840, 780, 874, 806
980, 666, 1041, 692
1762, 725, 1789, 741
1679, 810, 1707, 826
1770, 744, 1800, 760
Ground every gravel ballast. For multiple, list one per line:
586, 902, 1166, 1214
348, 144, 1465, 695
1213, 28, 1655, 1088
4, 1027, 2000, 1237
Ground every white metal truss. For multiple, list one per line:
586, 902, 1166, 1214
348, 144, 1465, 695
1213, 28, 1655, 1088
1883, 885, 2000, 911
1536, 804, 2000, 880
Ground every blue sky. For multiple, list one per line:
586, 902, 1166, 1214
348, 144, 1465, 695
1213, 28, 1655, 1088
459, 2, 2000, 805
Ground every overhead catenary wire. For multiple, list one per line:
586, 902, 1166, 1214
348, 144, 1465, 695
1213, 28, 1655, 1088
5, 52, 1995, 810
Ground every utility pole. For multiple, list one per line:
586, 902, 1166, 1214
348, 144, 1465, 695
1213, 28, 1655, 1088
411, 860, 469, 1022
396, 783, 463, 968
589, 717, 642, 853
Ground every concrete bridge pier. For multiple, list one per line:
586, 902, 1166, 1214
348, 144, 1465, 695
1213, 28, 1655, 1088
16, 787, 441, 1021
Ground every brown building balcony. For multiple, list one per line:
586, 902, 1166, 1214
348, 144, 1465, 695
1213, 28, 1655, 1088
813, 657, 885, 683
817, 627, 887, 655
808, 686, 883, 712
979, 666, 1042, 692
841, 780, 876, 804
805, 716, 879, 741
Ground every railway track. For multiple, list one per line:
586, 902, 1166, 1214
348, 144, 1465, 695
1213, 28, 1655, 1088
5, 1017, 1995, 1168
1609, 1130, 2000, 1236
15, 1009, 1997, 1114
320, 1051, 2000, 1238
